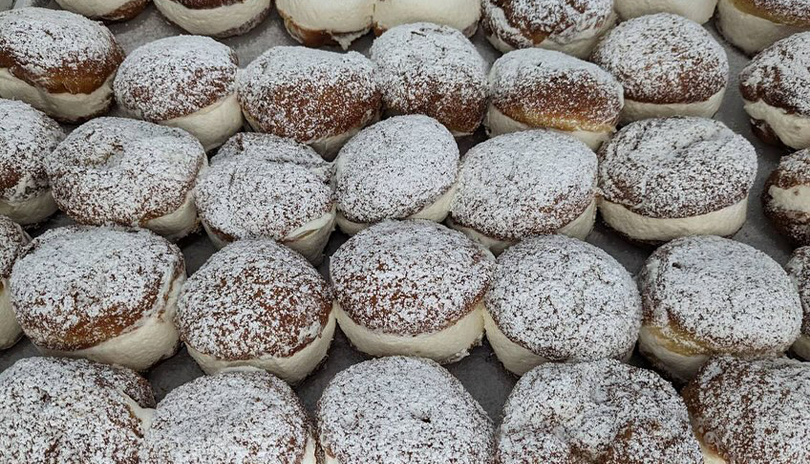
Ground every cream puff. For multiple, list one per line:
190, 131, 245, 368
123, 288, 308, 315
194, 133, 335, 263
498, 359, 703, 463
372, 0, 482, 37
763, 149, 810, 244
177, 240, 334, 384
740, 33, 810, 149
486, 48, 623, 149
785, 247, 810, 360
484, 235, 641, 376
370, 23, 489, 137
153, 0, 272, 37
449, 130, 597, 255
54, 0, 150, 21
330, 220, 494, 363
141, 370, 321, 463
717, 0, 810, 54
591, 13, 728, 124
333, 115, 459, 235
276, 0, 375, 49
638, 235, 802, 383
238, 46, 381, 160
114, 35, 242, 151
10, 226, 185, 371
45, 117, 207, 241
598, 117, 757, 244
317, 356, 494, 464
0, 356, 154, 463
482, 0, 616, 58
0, 98, 64, 225
0, 8, 124, 122
683, 356, 810, 464
0, 215, 28, 350
615, 0, 718, 23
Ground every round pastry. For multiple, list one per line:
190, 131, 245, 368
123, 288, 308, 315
45, 117, 207, 241
484, 235, 642, 376
237, 46, 380, 160
0, 216, 28, 349
370, 23, 489, 137
497, 359, 703, 464
177, 240, 335, 383
591, 13, 729, 124
717, 0, 810, 54
740, 33, 810, 149
683, 356, 810, 464
0, 98, 64, 225
54, 0, 150, 21
334, 115, 459, 235
114, 35, 242, 151
762, 149, 810, 244
372, 0, 482, 37
317, 356, 494, 464
482, 0, 617, 58
0, 357, 155, 463
330, 220, 494, 363
141, 370, 321, 463
0, 8, 124, 122
194, 133, 335, 263
598, 117, 758, 244
785, 247, 810, 359
153, 0, 272, 38
10, 226, 185, 371
448, 130, 597, 255
485, 48, 623, 149
276, 0, 375, 49
615, 0, 718, 23
638, 235, 802, 383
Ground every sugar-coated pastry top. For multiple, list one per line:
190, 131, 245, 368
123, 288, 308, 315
786, 246, 810, 336
177, 240, 333, 360
683, 356, 810, 464
370, 23, 489, 134
489, 48, 623, 132
740, 32, 810, 115
482, 0, 615, 48
0, 215, 27, 279
335, 115, 459, 223
0, 8, 124, 94
45, 117, 206, 227
765, 149, 810, 196
330, 220, 494, 335
450, 130, 597, 241
498, 359, 703, 464
114, 35, 239, 121
732, 0, 810, 26
10, 226, 185, 351
486, 235, 642, 361
141, 370, 317, 464
598, 117, 757, 218
0, 99, 64, 205
237, 46, 380, 141
639, 236, 802, 353
195, 133, 333, 242
317, 356, 494, 464
0, 357, 155, 464
591, 13, 728, 104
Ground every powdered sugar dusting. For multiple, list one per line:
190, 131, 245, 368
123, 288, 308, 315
330, 220, 494, 335
177, 240, 332, 359
684, 356, 810, 464
0, 356, 155, 464
334, 115, 459, 223
141, 370, 313, 464
0, 215, 27, 279
10, 226, 184, 351
598, 117, 757, 218
486, 235, 641, 361
317, 356, 494, 464
450, 130, 597, 241
497, 359, 703, 464
740, 32, 810, 115
640, 236, 802, 353
786, 246, 810, 335
0, 99, 63, 204
741, 0, 810, 25
114, 35, 238, 121
591, 13, 728, 104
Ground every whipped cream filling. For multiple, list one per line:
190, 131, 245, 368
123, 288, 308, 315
154, 0, 271, 36
145, 186, 201, 242
698, 437, 728, 464
0, 189, 57, 226
0, 280, 22, 350
276, 0, 374, 36
766, 184, 810, 213
157, 93, 242, 152
621, 88, 725, 124
373, 0, 481, 36
55, 0, 135, 18
638, 325, 710, 384
484, 105, 613, 150
792, 333, 810, 360
616, 0, 718, 24
717, 0, 805, 54
744, 99, 810, 150
334, 300, 484, 364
